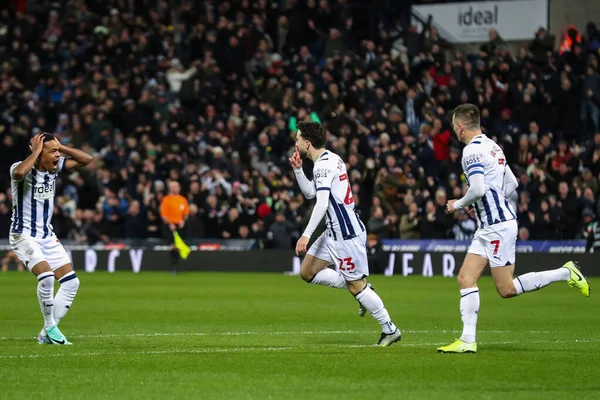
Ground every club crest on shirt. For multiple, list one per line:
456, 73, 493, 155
33, 180, 55, 200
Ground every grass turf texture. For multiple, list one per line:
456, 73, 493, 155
1, 272, 599, 400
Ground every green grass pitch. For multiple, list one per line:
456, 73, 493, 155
1, 272, 599, 400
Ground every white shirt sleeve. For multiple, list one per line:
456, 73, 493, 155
294, 167, 316, 199
454, 145, 486, 209
503, 164, 518, 198
302, 159, 337, 238
302, 189, 329, 239
10, 162, 23, 181
454, 173, 485, 209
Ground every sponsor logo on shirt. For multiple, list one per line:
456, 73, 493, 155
314, 168, 331, 179
33, 180, 55, 200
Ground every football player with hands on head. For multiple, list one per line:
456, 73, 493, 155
10, 133, 92, 345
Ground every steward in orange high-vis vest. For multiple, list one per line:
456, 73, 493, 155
559, 25, 582, 55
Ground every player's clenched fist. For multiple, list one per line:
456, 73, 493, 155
295, 236, 309, 256
446, 199, 457, 213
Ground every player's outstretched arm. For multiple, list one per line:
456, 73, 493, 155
11, 134, 44, 181
59, 142, 93, 170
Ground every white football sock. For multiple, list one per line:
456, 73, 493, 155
355, 286, 397, 334
37, 271, 57, 329
53, 272, 80, 325
513, 268, 570, 295
459, 287, 480, 343
310, 268, 348, 289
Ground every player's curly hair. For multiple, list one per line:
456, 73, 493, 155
453, 103, 480, 130
297, 122, 326, 149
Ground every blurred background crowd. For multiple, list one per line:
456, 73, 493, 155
0, 0, 599, 250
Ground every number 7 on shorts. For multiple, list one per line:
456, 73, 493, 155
490, 239, 500, 255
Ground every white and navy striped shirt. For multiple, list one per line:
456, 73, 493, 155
10, 157, 65, 239
313, 151, 365, 241
462, 135, 516, 228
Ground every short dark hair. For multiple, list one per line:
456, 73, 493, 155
297, 122, 326, 149
453, 104, 480, 130
42, 133, 56, 143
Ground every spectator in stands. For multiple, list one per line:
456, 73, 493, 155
399, 202, 420, 239
368, 206, 394, 239
559, 25, 582, 56
420, 200, 439, 238
557, 181, 580, 238
530, 199, 558, 240
452, 209, 476, 241
584, 22, 600, 53
575, 168, 599, 195
125, 200, 146, 239
166, 59, 198, 105
433, 189, 454, 237
367, 233, 386, 274
267, 212, 295, 249
424, 27, 452, 54
529, 27, 555, 67
518, 227, 531, 241
479, 29, 507, 60
581, 65, 600, 137
221, 208, 243, 239
80, 210, 110, 246
102, 189, 129, 237
186, 204, 205, 239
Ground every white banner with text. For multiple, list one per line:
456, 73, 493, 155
412, 0, 548, 43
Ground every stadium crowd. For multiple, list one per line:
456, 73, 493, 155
0, 0, 600, 250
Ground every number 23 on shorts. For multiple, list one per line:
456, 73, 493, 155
338, 257, 355, 271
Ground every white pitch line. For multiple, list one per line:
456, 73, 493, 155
2, 339, 598, 360
0, 346, 295, 359
0, 329, 552, 341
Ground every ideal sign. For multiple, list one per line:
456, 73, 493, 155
412, 0, 548, 43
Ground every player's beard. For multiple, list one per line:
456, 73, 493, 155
298, 146, 308, 159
